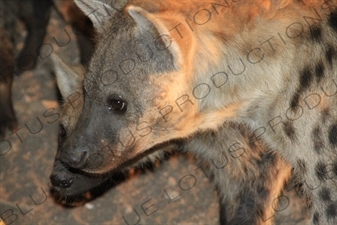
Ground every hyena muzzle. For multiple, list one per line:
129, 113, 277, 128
51, 0, 337, 224
50, 57, 112, 199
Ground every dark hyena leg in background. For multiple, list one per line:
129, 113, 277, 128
185, 124, 292, 225
53, 0, 96, 66
0, 0, 53, 136
16, 0, 53, 72
0, 26, 17, 138
67, 2, 95, 66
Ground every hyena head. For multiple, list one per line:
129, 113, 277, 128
54, 0, 235, 175
50, 55, 111, 197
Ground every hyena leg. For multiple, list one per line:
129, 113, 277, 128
295, 158, 337, 225
0, 26, 17, 138
67, 2, 95, 66
309, 181, 337, 225
54, 0, 95, 66
185, 124, 292, 225
16, 0, 53, 72
281, 111, 337, 225
216, 152, 291, 225
288, 166, 337, 225
72, 20, 95, 66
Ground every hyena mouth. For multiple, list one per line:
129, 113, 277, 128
50, 158, 127, 203
79, 138, 183, 176
50, 141, 176, 198
50, 174, 124, 206
50, 159, 108, 196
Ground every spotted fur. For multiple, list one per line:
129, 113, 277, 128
51, 0, 337, 224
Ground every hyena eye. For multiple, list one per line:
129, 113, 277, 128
59, 124, 67, 139
107, 95, 127, 112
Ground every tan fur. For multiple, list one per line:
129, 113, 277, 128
53, 59, 293, 223
52, 0, 337, 224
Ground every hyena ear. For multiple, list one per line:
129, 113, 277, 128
51, 55, 85, 100
127, 6, 182, 68
74, 0, 126, 31
127, 6, 165, 32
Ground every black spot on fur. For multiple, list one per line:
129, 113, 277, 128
310, 25, 323, 42
313, 211, 320, 225
259, 151, 276, 165
326, 203, 337, 219
328, 10, 337, 33
290, 67, 314, 109
290, 92, 300, 109
297, 159, 307, 174
326, 45, 336, 68
322, 107, 330, 117
283, 121, 296, 141
315, 61, 324, 83
299, 67, 313, 90
319, 188, 332, 202
321, 107, 330, 123
312, 126, 324, 154
328, 123, 337, 147
315, 162, 327, 181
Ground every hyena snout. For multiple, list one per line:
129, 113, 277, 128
58, 146, 89, 170
58, 130, 104, 170
58, 134, 92, 169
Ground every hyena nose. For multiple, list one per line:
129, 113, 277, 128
50, 159, 75, 188
59, 148, 89, 169
50, 174, 74, 188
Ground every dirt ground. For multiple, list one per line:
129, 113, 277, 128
0, 3, 310, 225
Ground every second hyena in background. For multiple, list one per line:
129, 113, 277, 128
51, 0, 337, 224
0, 0, 94, 137
0, 0, 54, 137
0, 11, 16, 137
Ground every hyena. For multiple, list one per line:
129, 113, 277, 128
50, 0, 337, 224
51, 54, 293, 224
0, 0, 94, 137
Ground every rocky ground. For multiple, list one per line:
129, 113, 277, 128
0, 2, 309, 225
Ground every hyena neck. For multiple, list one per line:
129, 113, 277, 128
191, 1, 337, 149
